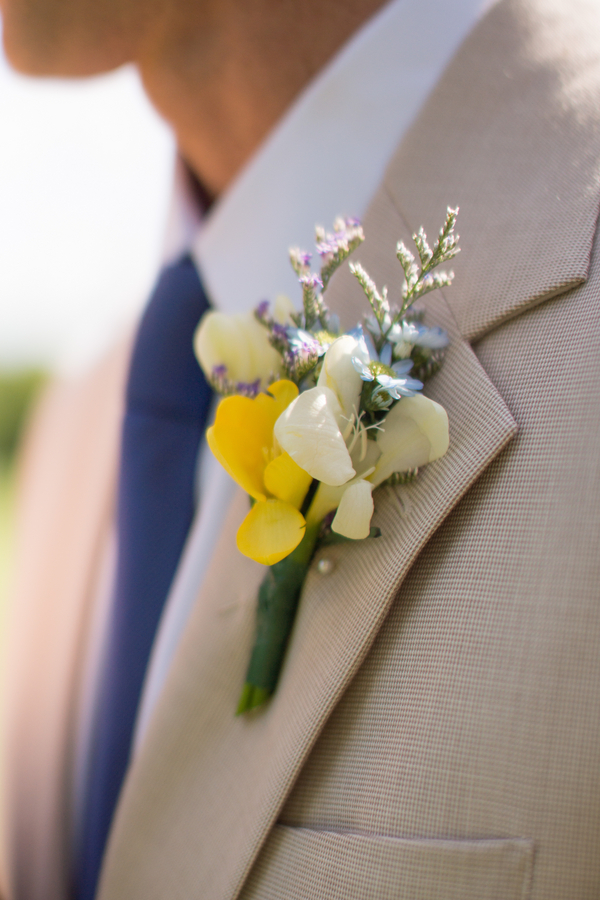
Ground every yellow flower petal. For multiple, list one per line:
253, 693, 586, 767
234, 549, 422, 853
209, 381, 299, 502
264, 451, 313, 509
255, 379, 299, 428
237, 499, 306, 565
209, 396, 272, 501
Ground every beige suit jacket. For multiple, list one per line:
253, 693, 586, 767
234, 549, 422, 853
4, 0, 600, 897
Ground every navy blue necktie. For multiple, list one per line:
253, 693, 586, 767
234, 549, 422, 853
76, 254, 212, 900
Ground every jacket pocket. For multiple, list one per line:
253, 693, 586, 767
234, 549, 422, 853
241, 824, 534, 900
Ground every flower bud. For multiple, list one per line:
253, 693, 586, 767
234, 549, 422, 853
194, 311, 283, 389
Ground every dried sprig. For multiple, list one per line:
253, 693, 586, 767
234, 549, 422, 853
397, 206, 460, 311
317, 217, 365, 291
288, 216, 364, 332
350, 207, 459, 352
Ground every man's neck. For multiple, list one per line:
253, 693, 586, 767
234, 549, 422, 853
136, 0, 388, 198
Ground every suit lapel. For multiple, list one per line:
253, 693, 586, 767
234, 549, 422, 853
330, 0, 600, 343
382, 0, 600, 342
98, 0, 600, 897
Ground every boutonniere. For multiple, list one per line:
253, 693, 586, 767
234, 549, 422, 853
194, 208, 459, 713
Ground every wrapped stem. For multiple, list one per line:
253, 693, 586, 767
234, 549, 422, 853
236, 518, 321, 714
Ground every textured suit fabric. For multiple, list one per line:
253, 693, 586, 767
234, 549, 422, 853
76, 255, 212, 900
3, 0, 600, 898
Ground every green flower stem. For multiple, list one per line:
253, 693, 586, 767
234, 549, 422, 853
236, 517, 321, 714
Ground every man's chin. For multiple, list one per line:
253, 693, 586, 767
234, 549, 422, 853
1, 14, 132, 77
2, 41, 59, 77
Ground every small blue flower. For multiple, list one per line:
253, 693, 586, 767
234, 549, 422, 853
352, 349, 422, 399
359, 326, 378, 362
413, 324, 449, 349
391, 359, 414, 376
352, 356, 374, 381
389, 321, 449, 350
379, 343, 392, 366
346, 324, 376, 362
375, 373, 423, 399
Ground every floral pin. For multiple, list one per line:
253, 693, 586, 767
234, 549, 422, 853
194, 209, 459, 713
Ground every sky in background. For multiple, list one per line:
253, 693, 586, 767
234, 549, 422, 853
0, 26, 176, 373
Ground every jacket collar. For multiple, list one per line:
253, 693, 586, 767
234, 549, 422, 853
97, 0, 600, 896
381, 0, 600, 342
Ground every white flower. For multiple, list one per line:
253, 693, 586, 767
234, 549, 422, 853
317, 334, 369, 420
304, 393, 449, 541
274, 330, 449, 543
274, 386, 355, 486
274, 335, 371, 486
370, 393, 449, 487
194, 311, 283, 387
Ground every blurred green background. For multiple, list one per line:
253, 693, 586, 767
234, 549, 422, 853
0, 370, 47, 607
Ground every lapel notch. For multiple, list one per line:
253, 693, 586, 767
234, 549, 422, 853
383, 0, 600, 342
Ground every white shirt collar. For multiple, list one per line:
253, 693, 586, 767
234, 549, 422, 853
192, 0, 495, 315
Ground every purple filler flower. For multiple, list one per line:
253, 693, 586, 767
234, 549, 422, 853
299, 272, 324, 290
255, 300, 270, 320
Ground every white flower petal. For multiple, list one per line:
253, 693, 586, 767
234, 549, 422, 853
317, 334, 368, 420
332, 480, 374, 539
244, 314, 284, 382
350, 433, 381, 473
305, 480, 347, 526
194, 311, 282, 385
274, 386, 355, 486
370, 394, 449, 487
